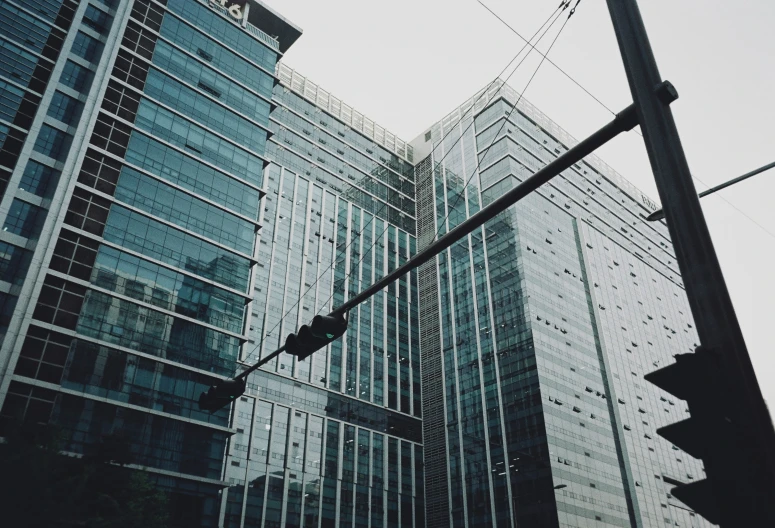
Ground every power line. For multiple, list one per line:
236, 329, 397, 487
302, 4, 570, 332
311, 5, 572, 337
476, 0, 616, 117
241, 3, 569, 367
476, 0, 775, 242
431, 4, 575, 244
691, 174, 775, 241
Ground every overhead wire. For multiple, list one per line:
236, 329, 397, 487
476, 0, 616, 117
476, 0, 775, 241
241, 2, 571, 367
310, 0, 581, 310
308, 2, 572, 315
690, 175, 775, 241
430, 1, 577, 245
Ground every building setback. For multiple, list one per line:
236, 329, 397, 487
0, 1, 711, 528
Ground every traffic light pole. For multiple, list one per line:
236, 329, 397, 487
605, 0, 775, 524
329, 93, 663, 316
228, 91, 666, 390
234, 345, 285, 380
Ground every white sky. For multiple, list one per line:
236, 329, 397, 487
268, 0, 775, 414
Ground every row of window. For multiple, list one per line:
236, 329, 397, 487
114, 164, 256, 254
158, 10, 274, 99
152, 38, 271, 126
135, 98, 264, 186
124, 131, 260, 217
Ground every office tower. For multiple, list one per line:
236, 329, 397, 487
413, 81, 711, 528
0, 1, 712, 527
0, 1, 425, 526
0, 0, 300, 524
218, 64, 424, 528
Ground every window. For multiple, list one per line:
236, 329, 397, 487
71, 31, 103, 62
0, 79, 24, 123
63, 188, 110, 236
60, 60, 94, 92
47, 91, 83, 126
82, 5, 109, 33
19, 161, 59, 197
49, 229, 100, 281
0, 241, 31, 285
0, 39, 37, 87
13, 325, 71, 383
90, 114, 131, 156
32, 275, 86, 330
33, 125, 72, 161
3, 199, 45, 238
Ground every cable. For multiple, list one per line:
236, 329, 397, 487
477, 0, 615, 117
306, 5, 572, 313
476, 0, 645, 141
431, 4, 575, 245
241, 3, 571, 366
307, 5, 571, 312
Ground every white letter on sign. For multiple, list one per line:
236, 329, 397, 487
227, 4, 243, 20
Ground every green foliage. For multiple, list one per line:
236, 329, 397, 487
0, 422, 169, 528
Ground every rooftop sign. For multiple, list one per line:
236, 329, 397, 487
208, 0, 245, 21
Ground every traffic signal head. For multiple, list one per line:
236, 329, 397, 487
644, 347, 725, 524
286, 313, 348, 361
198, 378, 246, 413
310, 314, 348, 339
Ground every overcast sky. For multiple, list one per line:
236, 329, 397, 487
267, 0, 775, 413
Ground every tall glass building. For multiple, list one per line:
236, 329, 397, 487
218, 64, 423, 528
0, 0, 302, 524
0, 1, 424, 526
0, 2, 710, 528
412, 81, 711, 528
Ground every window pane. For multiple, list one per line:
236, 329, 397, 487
60, 60, 94, 92
19, 161, 60, 197
47, 91, 83, 126
0, 241, 32, 285
70, 31, 103, 62
3, 198, 45, 238
33, 125, 73, 161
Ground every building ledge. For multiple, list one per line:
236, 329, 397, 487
246, 0, 302, 53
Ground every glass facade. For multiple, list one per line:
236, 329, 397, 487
0, 0, 289, 525
0, 1, 424, 527
218, 64, 423, 528
0, 2, 711, 528
413, 81, 712, 528
0, 0, 77, 327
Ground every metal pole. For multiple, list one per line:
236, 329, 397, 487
605, 0, 775, 524
647, 159, 775, 221
331, 97, 651, 316
235, 345, 285, 380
